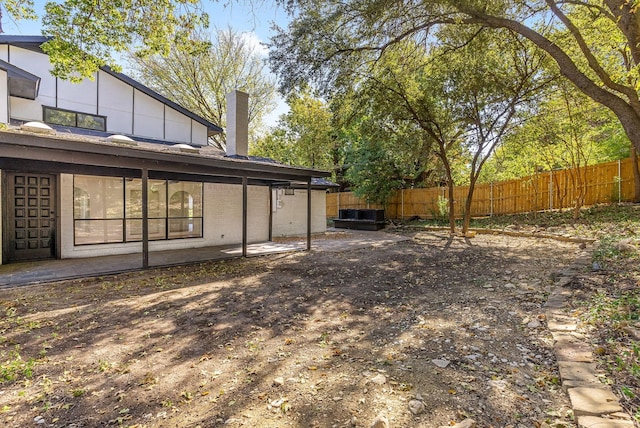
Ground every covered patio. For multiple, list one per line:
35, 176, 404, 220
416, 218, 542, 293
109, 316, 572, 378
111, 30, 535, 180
0, 130, 331, 278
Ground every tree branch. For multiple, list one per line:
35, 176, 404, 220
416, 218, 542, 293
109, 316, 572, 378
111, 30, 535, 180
545, 0, 640, 105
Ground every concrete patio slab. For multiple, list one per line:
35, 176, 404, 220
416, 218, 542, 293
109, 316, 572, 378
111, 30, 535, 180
0, 229, 411, 287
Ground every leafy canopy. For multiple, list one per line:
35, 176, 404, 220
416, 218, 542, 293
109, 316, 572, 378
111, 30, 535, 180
128, 28, 276, 150
1, 0, 209, 81
270, 0, 640, 152
251, 90, 335, 169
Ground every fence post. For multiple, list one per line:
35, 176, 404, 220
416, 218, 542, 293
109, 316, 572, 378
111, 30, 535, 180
618, 159, 622, 204
401, 188, 404, 220
490, 182, 494, 216
337, 192, 340, 215
549, 171, 553, 210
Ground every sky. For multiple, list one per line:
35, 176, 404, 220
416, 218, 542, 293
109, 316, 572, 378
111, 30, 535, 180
1, 0, 290, 126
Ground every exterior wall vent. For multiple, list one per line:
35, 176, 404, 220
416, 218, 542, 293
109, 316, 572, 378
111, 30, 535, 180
20, 121, 55, 135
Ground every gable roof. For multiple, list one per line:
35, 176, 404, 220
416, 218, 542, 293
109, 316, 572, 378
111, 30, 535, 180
0, 35, 223, 135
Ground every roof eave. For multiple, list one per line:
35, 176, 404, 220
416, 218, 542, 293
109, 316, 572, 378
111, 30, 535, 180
0, 130, 331, 180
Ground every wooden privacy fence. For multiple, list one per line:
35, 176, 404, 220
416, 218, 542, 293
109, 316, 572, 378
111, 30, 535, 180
326, 156, 640, 219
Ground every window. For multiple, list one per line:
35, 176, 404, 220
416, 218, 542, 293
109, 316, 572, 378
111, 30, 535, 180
125, 178, 167, 241
73, 175, 203, 245
73, 176, 124, 245
44, 106, 106, 131
168, 181, 203, 239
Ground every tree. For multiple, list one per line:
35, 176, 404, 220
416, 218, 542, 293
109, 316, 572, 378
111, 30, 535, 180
128, 28, 276, 150
339, 96, 437, 206
387, 34, 547, 233
37, 0, 210, 81
251, 90, 335, 169
342, 48, 462, 219
525, 81, 615, 217
0, 0, 36, 31
344, 139, 406, 206
483, 81, 631, 182
269, 0, 640, 167
308, 29, 546, 232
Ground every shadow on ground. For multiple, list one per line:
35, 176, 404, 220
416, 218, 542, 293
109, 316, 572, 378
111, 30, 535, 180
0, 231, 581, 427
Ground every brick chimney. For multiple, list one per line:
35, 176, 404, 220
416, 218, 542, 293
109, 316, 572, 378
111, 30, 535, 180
226, 90, 249, 157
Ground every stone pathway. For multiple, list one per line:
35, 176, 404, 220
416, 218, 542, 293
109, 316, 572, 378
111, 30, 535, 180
545, 247, 635, 428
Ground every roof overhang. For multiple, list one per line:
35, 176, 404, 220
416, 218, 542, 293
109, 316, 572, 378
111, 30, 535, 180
274, 178, 340, 190
0, 130, 330, 185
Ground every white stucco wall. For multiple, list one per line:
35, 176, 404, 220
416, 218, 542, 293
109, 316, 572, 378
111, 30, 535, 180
9, 47, 56, 120
59, 176, 271, 259
272, 189, 327, 237
133, 91, 165, 140
98, 72, 134, 135
191, 121, 208, 146
0, 69, 8, 124
57, 74, 98, 114
165, 107, 191, 143
10, 97, 42, 122
203, 183, 270, 246
1, 46, 209, 145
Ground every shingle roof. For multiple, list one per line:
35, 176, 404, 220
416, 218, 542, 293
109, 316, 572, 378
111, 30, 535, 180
1, 125, 331, 181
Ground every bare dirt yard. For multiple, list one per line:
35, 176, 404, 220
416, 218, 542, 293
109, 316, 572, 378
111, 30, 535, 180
0, 231, 586, 427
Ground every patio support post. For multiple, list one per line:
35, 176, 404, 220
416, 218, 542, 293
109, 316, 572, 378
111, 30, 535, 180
307, 178, 312, 251
242, 175, 248, 257
268, 185, 273, 241
142, 168, 149, 269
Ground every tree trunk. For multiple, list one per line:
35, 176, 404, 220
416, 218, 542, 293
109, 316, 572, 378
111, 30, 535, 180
632, 144, 640, 203
446, 180, 456, 233
441, 160, 458, 232
462, 178, 477, 235
436, 143, 457, 233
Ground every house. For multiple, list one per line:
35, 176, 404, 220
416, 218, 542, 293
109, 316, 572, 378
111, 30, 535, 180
0, 35, 332, 269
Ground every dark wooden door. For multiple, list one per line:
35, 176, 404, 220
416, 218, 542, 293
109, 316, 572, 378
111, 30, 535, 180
6, 172, 56, 261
